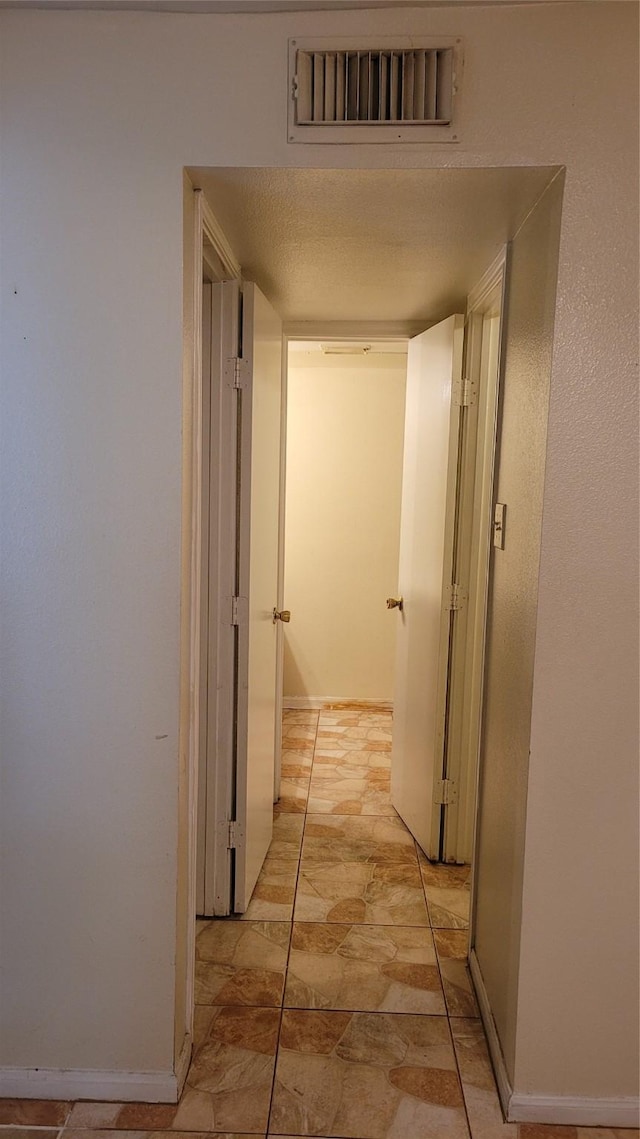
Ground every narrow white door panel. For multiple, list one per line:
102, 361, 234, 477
391, 315, 464, 859
203, 279, 240, 917
234, 283, 282, 911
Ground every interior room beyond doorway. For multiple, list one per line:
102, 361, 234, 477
283, 338, 408, 712
188, 162, 566, 1129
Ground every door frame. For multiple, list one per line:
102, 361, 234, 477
442, 247, 509, 875
184, 205, 506, 1027
184, 188, 241, 1042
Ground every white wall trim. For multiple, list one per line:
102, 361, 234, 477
283, 696, 393, 711
469, 949, 640, 1128
0, 1067, 180, 1103
468, 948, 513, 1115
199, 192, 242, 281
466, 245, 508, 313
508, 1093, 640, 1128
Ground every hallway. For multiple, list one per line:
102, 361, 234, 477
1, 707, 635, 1139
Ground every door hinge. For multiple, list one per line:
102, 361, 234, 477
446, 583, 467, 611
227, 819, 244, 849
230, 595, 249, 626
227, 356, 251, 390
454, 375, 476, 407
434, 778, 458, 806
233, 357, 248, 389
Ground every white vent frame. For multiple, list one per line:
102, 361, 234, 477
288, 36, 462, 145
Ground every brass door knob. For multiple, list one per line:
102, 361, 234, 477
273, 608, 291, 624
386, 597, 403, 611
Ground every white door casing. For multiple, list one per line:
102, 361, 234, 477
390, 314, 465, 859
196, 280, 241, 918
233, 283, 283, 912
445, 252, 507, 866
197, 279, 282, 916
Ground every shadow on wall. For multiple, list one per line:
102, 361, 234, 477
283, 633, 311, 701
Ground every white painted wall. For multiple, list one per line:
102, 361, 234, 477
283, 352, 406, 702
0, 1, 637, 1112
473, 174, 564, 1082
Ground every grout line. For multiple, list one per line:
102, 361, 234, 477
447, 1012, 475, 1139
265, 706, 320, 1135
281, 1005, 449, 1019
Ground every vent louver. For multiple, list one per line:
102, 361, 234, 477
289, 37, 461, 144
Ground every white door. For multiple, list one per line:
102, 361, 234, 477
390, 314, 465, 859
233, 282, 283, 911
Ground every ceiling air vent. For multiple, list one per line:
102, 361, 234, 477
288, 37, 462, 144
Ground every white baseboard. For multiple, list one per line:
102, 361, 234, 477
508, 1095, 640, 1127
0, 1066, 180, 1103
283, 696, 393, 711
468, 948, 513, 1114
469, 949, 640, 1129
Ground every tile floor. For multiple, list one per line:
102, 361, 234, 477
1, 707, 637, 1139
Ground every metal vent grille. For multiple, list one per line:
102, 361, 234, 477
294, 48, 453, 126
288, 37, 461, 143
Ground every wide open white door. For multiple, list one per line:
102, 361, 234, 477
390, 314, 465, 860
233, 282, 283, 911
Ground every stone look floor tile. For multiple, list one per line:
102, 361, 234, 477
281, 724, 317, 751
295, 860, 430, 926
283, 710, 320, 724
419, 856, 471, 930
277, 774, 311, 814
63, 1132, 258, 1139
179, 1005, 279, 1134
433, 930, 479, 1018
315, 727, 392, 753
66, 1105, 125, 1128
0, 1101, 71, 1126
65, 1099, 266, 1137
518, 1130, 640, 1139
313, 747, 391, 771
450, 1018, 516, 1139
280, 751, 314, 777
195, 920, 290, 1006
58, 1132, 149, 1139
0, 1131, 61, 1139
238, 857, 298, 921
270, 1008, 469, 1139
302, 815, 417, 865
269, 811, 305, 860
319, 708, 392, 723
317, 721, 391, 734
193, 1005, 216, 1047
308, 763, 396, 817
285, 923, 445, 1015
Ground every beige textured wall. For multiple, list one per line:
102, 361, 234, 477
0, 1, 637, 1107
283, 354, 406, 702
472, 176, 564, 1080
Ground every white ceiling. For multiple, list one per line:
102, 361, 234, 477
189, 165, 558, 323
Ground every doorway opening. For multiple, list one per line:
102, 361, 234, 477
183, 164, 564, 1126
281, 337, 407, 724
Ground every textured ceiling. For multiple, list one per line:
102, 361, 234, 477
189, 166, 558, 323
